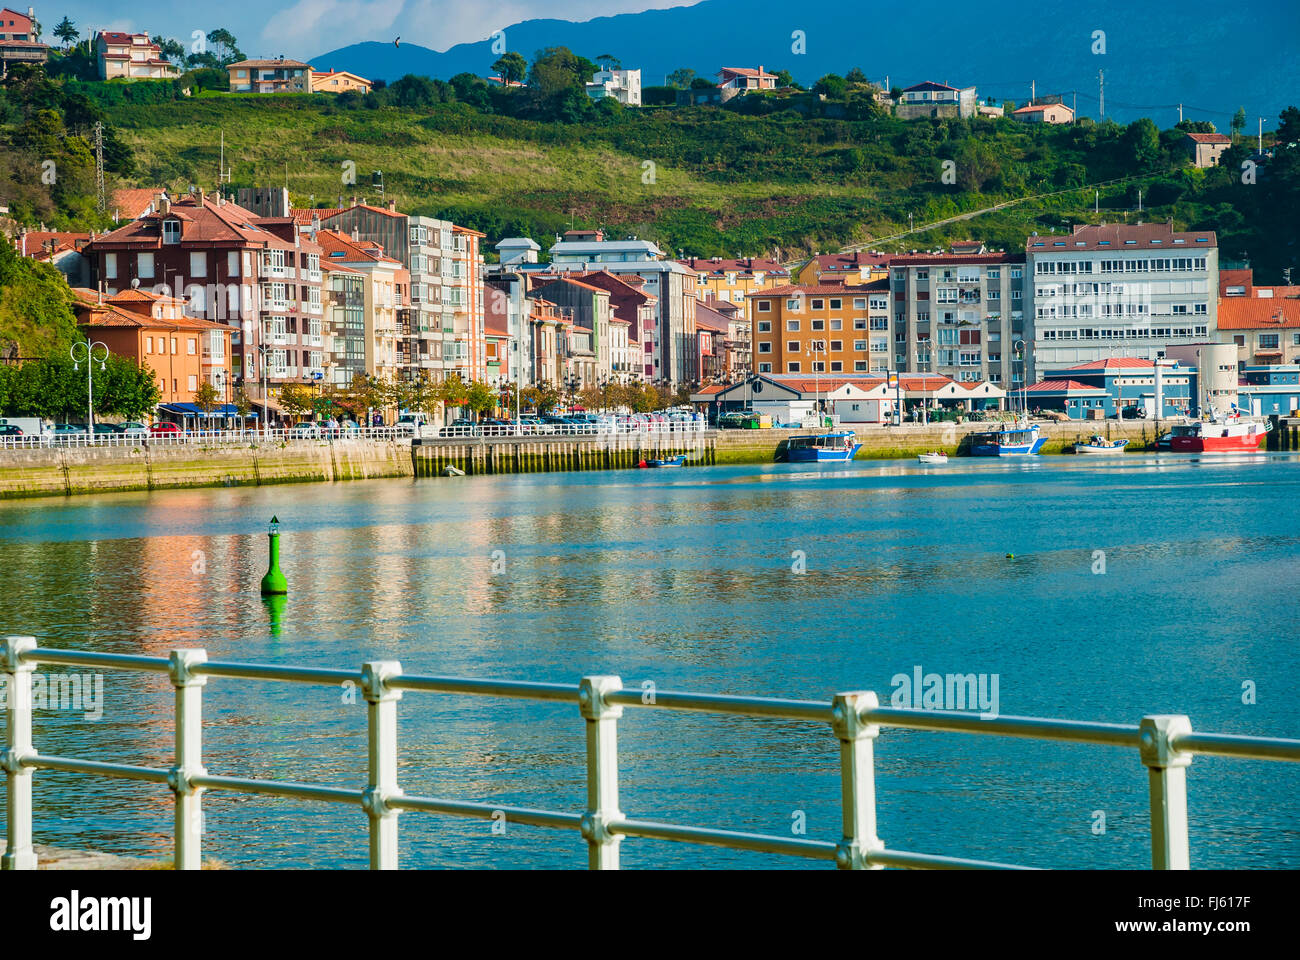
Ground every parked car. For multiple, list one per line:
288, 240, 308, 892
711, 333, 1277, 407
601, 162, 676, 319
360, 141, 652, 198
92, 423, 118, 435
54, 423, 88, 435
1120, 405, 1147, 420
117, 422, 148, 435
0, 424, 24, 438
149, 422, 182, 436
288, 423, 321, 439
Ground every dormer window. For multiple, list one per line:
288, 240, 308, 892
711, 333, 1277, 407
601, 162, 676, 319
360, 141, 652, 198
162, 219, 181, 244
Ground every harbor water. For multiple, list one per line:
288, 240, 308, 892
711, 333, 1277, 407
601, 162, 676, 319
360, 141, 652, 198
1, 452, 1297, 869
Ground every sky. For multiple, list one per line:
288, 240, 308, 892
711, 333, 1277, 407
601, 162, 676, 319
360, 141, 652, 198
34, 0, 696, 60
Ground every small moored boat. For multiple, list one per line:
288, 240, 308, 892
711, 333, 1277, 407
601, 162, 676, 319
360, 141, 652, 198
786, 431, 862, 463
639, 454, 686, 468
1074, 436, 1129, 455
1169, 416, 1270, 453
970, 423, 1046, 457
917, 451, 948, 464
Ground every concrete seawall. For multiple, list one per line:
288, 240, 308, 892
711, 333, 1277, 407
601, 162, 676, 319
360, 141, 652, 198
1, 418, 1268, 501
0, 439, 413, 500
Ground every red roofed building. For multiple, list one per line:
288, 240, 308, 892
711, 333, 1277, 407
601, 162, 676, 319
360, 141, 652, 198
1217, 267, 1300, 366
716, 66, 778, 99
1012, 102, 1075, 125
310, 68, 372, 95
71, 287, 233, 408
897, 81, 977, 119
85, 190, 325, 421
0, 7, 47, 75
680, 256, 789, 319
95, 31, 179, 80
1183, 131, 1232, 168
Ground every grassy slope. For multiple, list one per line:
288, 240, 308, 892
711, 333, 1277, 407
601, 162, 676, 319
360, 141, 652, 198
103, 96, 1191, 259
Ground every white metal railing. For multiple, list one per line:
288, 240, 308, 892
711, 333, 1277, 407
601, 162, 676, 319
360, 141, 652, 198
0, 426, 416, 449
3, 639, 1297, 871
427, 420, 708, 439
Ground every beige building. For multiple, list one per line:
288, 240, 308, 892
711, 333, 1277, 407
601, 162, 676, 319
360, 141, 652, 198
1184, 132, 1232, 168
95, 31, 179, 80
227, 58, 312, 93
1012, 102, 1074, 124
314, 229, 410, 383
311, 68, 372, 95
679, 257, 789, 320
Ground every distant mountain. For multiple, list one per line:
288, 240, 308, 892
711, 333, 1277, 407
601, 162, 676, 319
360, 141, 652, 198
312, 0, 1300, 128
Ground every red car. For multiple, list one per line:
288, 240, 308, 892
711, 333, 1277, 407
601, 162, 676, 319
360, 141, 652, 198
149, 422, 182, 435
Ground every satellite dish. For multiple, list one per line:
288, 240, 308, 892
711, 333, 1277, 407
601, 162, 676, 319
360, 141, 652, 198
130, 278, 140, 289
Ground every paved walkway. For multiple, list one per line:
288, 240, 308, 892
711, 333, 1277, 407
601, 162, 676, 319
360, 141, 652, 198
0, 840, 160, 869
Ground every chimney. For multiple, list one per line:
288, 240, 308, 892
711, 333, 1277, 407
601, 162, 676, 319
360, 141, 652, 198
387, 199, 396, 212
158, 196, 170, 215
196, 188, 205, 207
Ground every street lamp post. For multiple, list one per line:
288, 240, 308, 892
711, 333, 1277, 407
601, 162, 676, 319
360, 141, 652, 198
70, 339, 109, 435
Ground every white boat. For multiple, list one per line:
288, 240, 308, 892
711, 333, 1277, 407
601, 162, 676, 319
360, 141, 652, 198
917, 451, 949, 464
1074, 436, 1129, 455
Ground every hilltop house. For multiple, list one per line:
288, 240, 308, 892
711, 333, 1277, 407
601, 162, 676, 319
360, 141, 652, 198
227, 57, 313, 93
714, 66, 778, 102
310, 68, 372, 95
0, 6, 48, 76
586, 68, 641, 106
896, 81, 978, 119
1012, 102, 1074, 125
1183, 132, 1232, 168
95, 31, 179, 80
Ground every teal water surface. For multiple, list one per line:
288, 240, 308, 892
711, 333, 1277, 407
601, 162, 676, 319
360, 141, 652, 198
0, 451, 1297, 869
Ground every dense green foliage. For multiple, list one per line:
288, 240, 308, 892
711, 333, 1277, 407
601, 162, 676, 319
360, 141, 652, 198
0, 351, 162, 420
0, 235, 80, 359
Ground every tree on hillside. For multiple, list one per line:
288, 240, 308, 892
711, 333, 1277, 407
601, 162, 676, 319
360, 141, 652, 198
53, 16, 77, 50
845, 67, 867, 84
1231, 106, 1246, 140
152, 35, 185, 64
666, 68, 695, 89
813, 74, 847, 99
595, 53, 620, 73
773, 69, 798, 89
1277, 106, 1300, 144
528, 47, 597, 99
492, 51, 527, 86
205, 29, 243, 65
1123, 117, 1161, 171
388, 73, 440, 108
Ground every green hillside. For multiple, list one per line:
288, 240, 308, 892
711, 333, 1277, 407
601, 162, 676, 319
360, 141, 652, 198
4, 58, 1296, 280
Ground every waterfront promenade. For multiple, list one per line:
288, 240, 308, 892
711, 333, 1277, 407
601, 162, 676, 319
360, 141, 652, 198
0, 417, 1258, 500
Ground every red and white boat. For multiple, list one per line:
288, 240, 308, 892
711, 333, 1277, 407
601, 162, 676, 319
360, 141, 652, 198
1169, 416, 1270, 453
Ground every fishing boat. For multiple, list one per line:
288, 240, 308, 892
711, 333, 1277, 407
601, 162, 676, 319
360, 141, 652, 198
969, 423, 1046, 457
638, 454, 687, 468
917, 451, 949, 464
1168, 416, 1270, 453
1074, 436, 1129, 455
786, 432, 862, 463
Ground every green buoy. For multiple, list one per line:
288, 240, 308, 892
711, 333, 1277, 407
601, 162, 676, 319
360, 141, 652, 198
260, 515, 288, 595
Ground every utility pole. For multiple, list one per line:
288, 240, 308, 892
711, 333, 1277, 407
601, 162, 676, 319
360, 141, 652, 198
1258, 117, 1264, 154
1178, 103, 1183, 123
1030, 79, 1035, 104
1072, 90, 1077, 121
1098, 70, 1104, 119
1138, 189, 1143, 213
93, 121, 105, 214
1095, 189, 1099, 214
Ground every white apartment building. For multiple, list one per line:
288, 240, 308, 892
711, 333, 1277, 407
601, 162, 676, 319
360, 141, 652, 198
1025, 222, 1218, 380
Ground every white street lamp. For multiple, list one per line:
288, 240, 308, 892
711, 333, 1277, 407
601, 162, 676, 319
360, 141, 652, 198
70, 339, 109, 437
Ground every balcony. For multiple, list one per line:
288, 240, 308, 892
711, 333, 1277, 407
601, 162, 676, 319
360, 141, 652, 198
260, 261, 290, 279
305, 269, 322, 283
306, 301, 323, 316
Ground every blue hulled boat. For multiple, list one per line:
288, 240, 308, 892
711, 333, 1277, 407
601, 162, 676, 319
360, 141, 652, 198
786, 432, 862, 463
970, 423, 1046, 457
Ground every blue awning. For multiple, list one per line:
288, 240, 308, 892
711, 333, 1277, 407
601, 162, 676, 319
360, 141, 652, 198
158, 403, 256, 418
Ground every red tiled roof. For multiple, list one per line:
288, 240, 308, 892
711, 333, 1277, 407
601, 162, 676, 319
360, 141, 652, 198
888, 252, 1024, 265
747, 283, 877, 297
679, 257, 789, 275
1184, 132, 1231, 144
290, 207, 345, 225
316, 228, 401, 265
1027, 379, 1107, 392
903, 81, 962, 92
1217, 292, 1300, 329
1062, 357, 1156, 370
769, 376, 886, 393
88, 196, 297, 251
719, 67, 777, 79
1013, 103, 1072, 115
694, 384, 727, 396
112, 187, 164, 220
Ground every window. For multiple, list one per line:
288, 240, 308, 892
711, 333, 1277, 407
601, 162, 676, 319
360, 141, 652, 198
855, 361, 868, 372
187, 338, 197, 355
787, 362, 801, 373
1260, 334, 1280, 349
787, 341, 801, 353
811, 319, 825, 330
187, 375, 198, 392
829, 319, 842, 330
145, 338, 152, 355
162, 220, 181, 244
811, 299, 824, 310
758, 342, 772, 354
758, 362, 772, 373
228, 252, 240, 277
756, 300, 772, 313
104, 253, 117, 279
137, 252, 155, 279
189, 252, 207, 279
757, 320, 771, 332
171, 338, 178, 354
854, 318, 867, 329
811, 361, 826, 372
853, 298, 867, 310
829, 340, 843, 352
786, 298, 802, 311
829, 298, 842, 310
854, 340, 867, 351
786, 320, 800, 332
